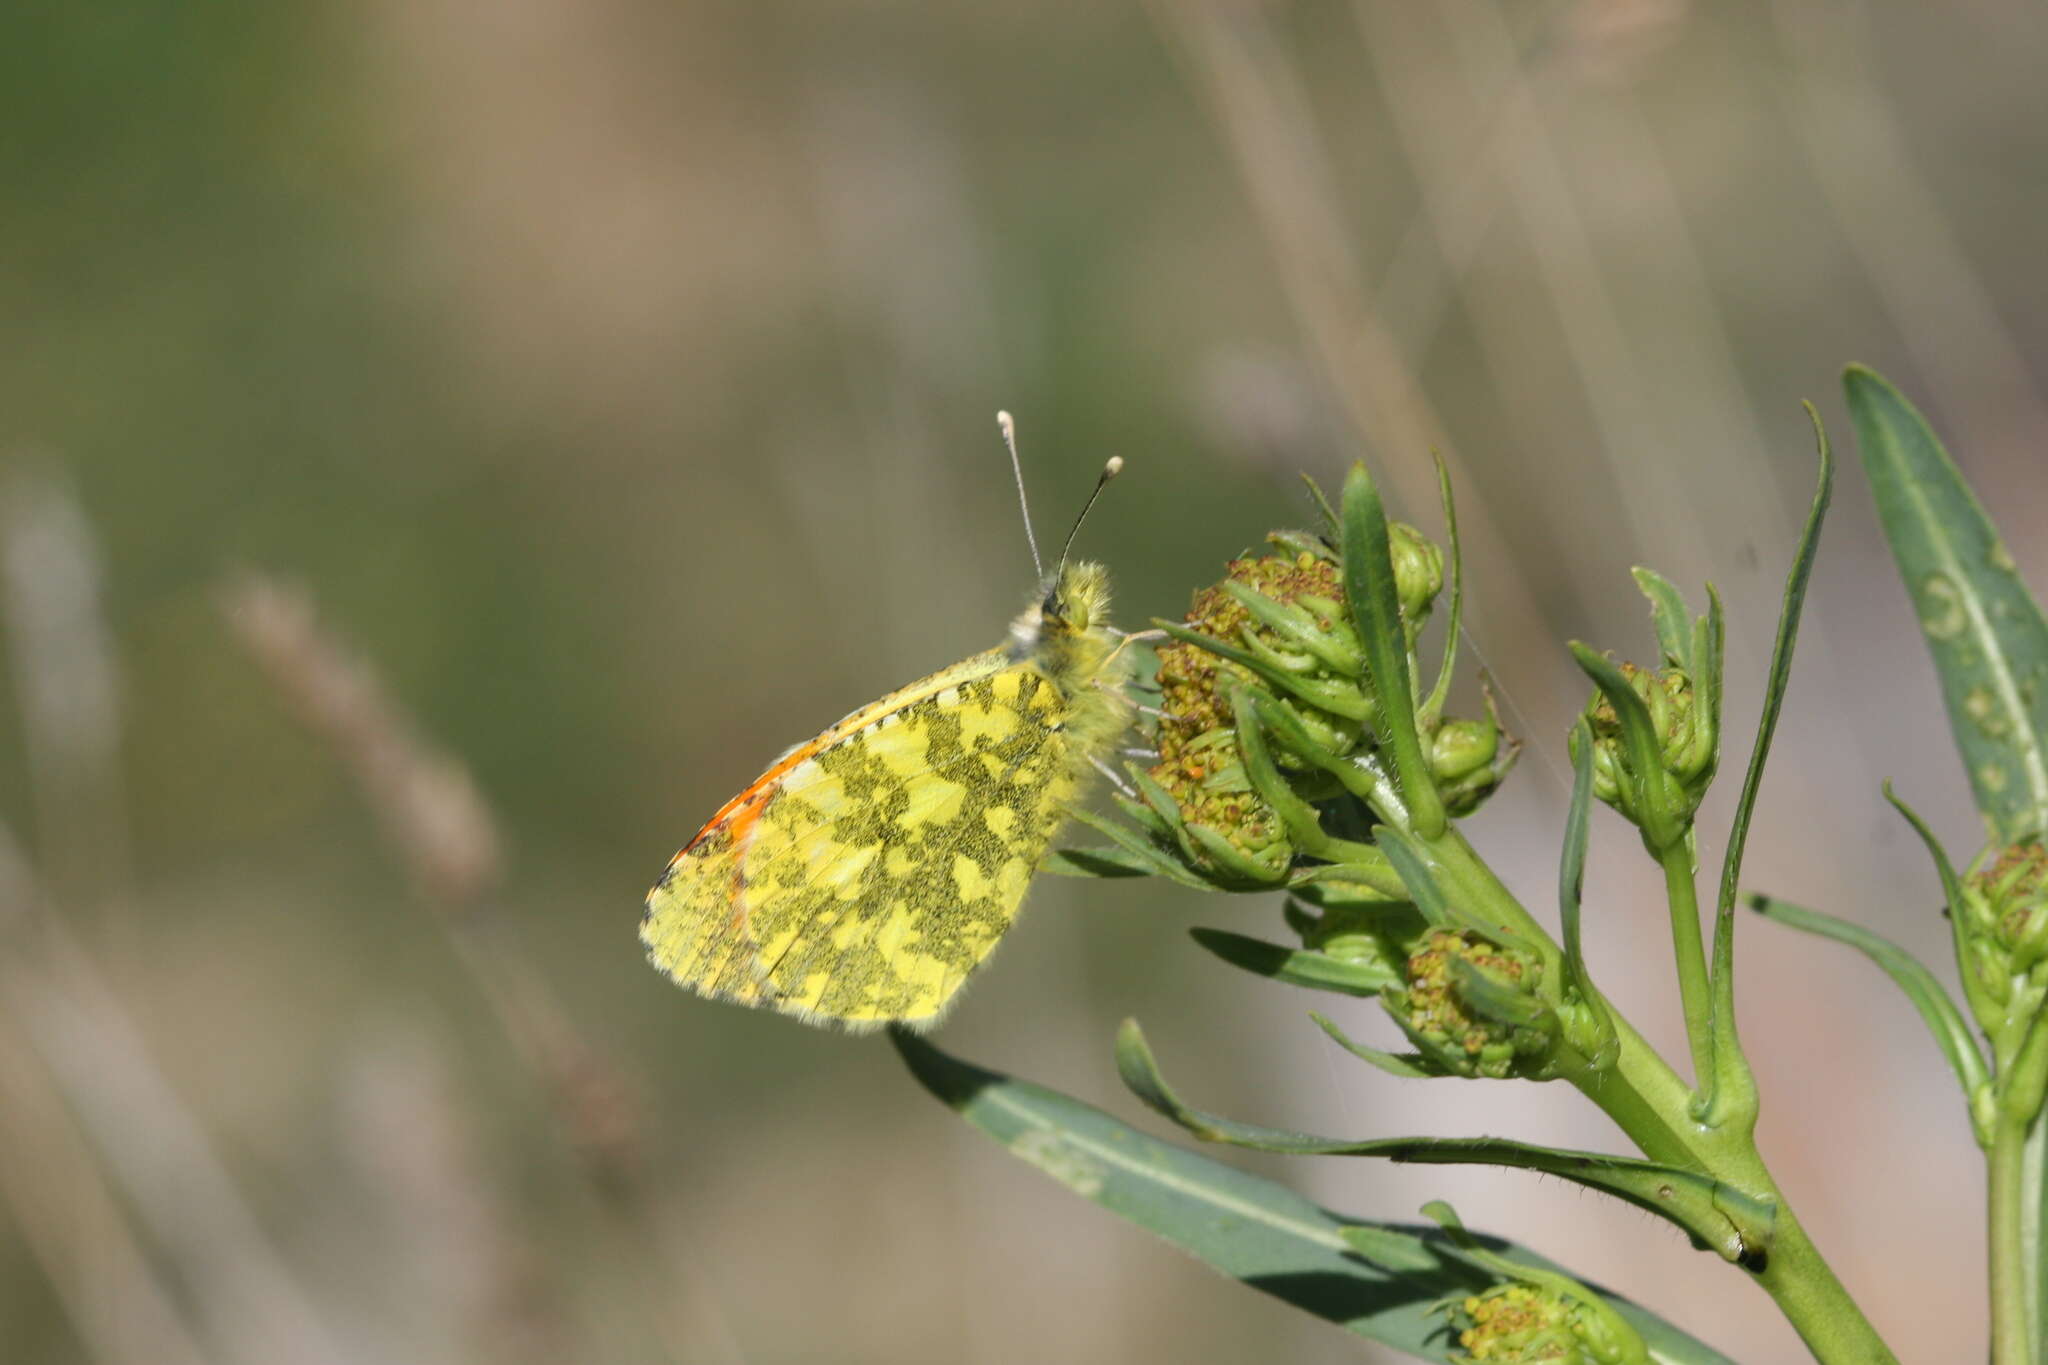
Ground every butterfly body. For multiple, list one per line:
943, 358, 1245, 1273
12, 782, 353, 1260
641, 561, 1130, 1032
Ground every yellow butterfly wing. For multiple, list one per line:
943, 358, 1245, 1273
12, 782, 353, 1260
641, 650, 1091, 1032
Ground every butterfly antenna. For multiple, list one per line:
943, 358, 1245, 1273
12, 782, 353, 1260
1055, 456, 1124, 573
997, 411, 1044, 579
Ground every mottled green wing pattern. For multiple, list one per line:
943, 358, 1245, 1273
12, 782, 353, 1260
642, 659, 1084, 1031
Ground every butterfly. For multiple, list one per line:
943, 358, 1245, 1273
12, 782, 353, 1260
641, 420, 1133, 1032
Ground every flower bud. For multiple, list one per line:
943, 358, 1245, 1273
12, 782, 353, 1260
1149, 544, 1369, 879
1965, 843, 2048, 976
1430, 713, 1514, 818
1391, 929, 1553, 1080
1388, 519, 1445, 631
1294, 898, 1421, 979
1456, 1282, 1647, 1364
1581, 659, 1717, 833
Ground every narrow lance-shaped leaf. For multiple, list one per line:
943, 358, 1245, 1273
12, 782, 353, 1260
1115, 1021, 1774, 1267
1153, 619, 1372, 722
1310, 1011, 1438, 1079
1845, 365, 2048, 1337
1231, 689, 1375, 865
1369, 824, 1453, 929
1187, 926, 1399, 996
1632, 566, 1697, 673
1844, 366, 2048, 843
1884, 782, 2004, 1041
1702, 405, 1832, 1126
1042, 846, 1168, 880
1571, 643, 1685, 855
1420, 455, 1463, 723
888, 1029, 1736, 1364
1559, 718, 1599, 1000
1748, 894, 1990, 1144
1341, 462, 1447, 838
1061, 807, 1219, 892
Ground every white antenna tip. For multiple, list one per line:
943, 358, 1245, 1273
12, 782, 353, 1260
1103, 456, 1125, 478
997, 410, 1016, 439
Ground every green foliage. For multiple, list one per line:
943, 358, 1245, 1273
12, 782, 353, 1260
890, 1029, 1733, 1365
1831, 366, 2048, 1363
897, 388, 2048, 1358
1844, 367, 2048, 844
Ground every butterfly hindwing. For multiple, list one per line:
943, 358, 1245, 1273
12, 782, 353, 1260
641, 651, 1085, 1031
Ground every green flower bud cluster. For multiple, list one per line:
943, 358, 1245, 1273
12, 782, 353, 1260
1391, 929, 1554, 1080
1965, 844, 2048, 980
1959, 843, 2048, 1032
1454, 1282, 1645, 1364
1579, 658, 1717, 841
1135, 523, 1506, 884
1148, 545, 1360, 881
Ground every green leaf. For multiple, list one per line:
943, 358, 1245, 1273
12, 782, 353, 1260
1632, 566, 1697, 672
1882, 782, 2003, 1039
1844, 365, 2048, 843
1369, 825, 1453, 928
1420, 455, 1463, 723
890, 1029, 1734, 1364
1309, 1011, 1438, 1078
1115, 1020, 1774, 1266
1221, 580, 1361, 674
1570, 643, 1684, 854
1375, 822, 1544, 957
1558, 719, 1598, 998
1298, 473, 1341, 536
1231, 690, 1369, 864
1447, 956, 1553, 1030
1188, 927, 1399, 996
1243, 689, 1381, 806
1341, 462, 1446, 837
1153, 619, 1372, 722
1042, 846, 1164, 879
1702, 406, 1832, 1126
1748, 893, 1989, 1143
1064, 807, 1218, 892
1848, 367, 2048, 1329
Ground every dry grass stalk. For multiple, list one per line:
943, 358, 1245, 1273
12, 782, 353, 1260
343, 1028, 573, 1365
0, 467, 129, 909
0, 822, 350, 1365
222, 572, 748, 1365
1140, 0, 1582, 723
0, 1003, 209, 1365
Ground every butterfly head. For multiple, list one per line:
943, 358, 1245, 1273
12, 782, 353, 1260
1011, 559, 1111, 655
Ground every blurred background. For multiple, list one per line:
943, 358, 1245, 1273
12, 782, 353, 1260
2, 0, 2044, 1360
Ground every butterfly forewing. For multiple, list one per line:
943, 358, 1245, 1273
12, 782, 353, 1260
641, 651, 1087, 1030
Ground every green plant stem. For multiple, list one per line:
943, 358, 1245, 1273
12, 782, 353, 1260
1659, 842, 1716, 1088
1992, 1115, 2038, 1365
1422, 825, 1898, 1360
1389, 806, 1896, 1358
1411, 826, 1560, 978
1562, 1015, 1697, 1171
2026, 1115, 2046, 1365
1740, 1176, 1902, 1365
